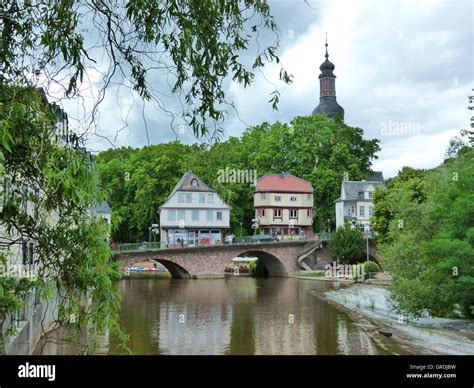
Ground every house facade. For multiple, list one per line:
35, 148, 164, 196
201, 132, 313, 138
254, 174, 314, 239
334, 172, 385, 232
158, 172, 231, 246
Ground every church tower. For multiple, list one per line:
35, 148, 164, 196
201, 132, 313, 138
312, 35, 345, 119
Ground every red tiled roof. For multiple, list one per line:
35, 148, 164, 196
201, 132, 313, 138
255, 174, 313, 193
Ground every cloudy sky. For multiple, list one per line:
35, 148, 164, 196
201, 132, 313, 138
65, 0, 472, 178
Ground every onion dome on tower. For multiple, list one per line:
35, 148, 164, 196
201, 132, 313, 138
312, 35, 345, 119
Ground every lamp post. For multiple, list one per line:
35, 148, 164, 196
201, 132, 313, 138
365, 228, 371, 262
151, 224, 159, 243
149, 224, 159, 243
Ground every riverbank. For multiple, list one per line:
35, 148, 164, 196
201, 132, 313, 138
314, 283, 474, 355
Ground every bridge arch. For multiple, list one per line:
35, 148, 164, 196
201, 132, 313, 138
154, 259, 191, 279
238, 250, 288, 277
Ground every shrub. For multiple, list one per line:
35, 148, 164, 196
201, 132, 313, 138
363, 261, 381, 274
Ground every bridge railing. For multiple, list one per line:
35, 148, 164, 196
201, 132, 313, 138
112, 233, 330, 253
113, 242, 162, 253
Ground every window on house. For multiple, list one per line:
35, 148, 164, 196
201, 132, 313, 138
178, 210, 186, 221
259, 209, 266, 217
22, 242, 28, 265
307, 194, 312, 200
191, 179, 198, 187
346, 206, 355, 216
207, 193, 214, 203
307, 209, 312, 218
358, 192, 364, 199
34, 187, 40, 218
274, 209, 282, 218
290, 209, 298, 218
369, 206, 373, 216
260, 193, 266, 200
290, 196, 297, 202
216, 211, 222, 221
206, 210, 213, 222
369, 192, 373, 199
178, 193, 185, 203
186, 193, 192, 203
192, 210, 199, 221
359, 206, 365, 217
3, 177, 10, 205
275, 196, 281, 202
22, 184, 28, 213
28, 243, 34, 265
199, 193, 205, 203
167, 210, 176, 221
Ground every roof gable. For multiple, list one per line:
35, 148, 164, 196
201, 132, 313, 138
169, 171, 213, 196
255, 174, 313, 193
341, 181, 384, 200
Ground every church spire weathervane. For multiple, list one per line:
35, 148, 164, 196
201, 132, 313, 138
325, 32, 328, 58
311, 33, 345, 119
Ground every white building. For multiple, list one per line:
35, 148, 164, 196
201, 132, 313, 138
90, 201, 112, 239
334, 172, 385, 232
158, 172, 231, 246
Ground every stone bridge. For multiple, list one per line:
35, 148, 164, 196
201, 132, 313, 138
115, 240, 310, 278
114, 239, 379, 279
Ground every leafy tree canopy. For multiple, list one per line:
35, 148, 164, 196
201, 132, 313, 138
329, 221, 366, 264
96, 114, 380, 242
373, 148, 474, 318
1, 0, 292, 137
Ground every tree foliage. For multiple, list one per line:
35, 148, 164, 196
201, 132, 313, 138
329, 221, 366, 264
373, 148, 474, 318
372, 166, 427, 245
96, 114, 380, 242
0, 84, 127, 353
1, 0, 292, 137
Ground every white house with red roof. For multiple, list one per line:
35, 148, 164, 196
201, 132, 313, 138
254, 174, 314, 239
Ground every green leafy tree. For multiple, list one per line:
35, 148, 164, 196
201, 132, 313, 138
0, 85, 127, 353
377, 148, 474, 318
372, 166, 427, 244
329, 221, 366, 264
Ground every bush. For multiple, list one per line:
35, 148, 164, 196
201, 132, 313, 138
330, 221, 366, 263
363, 261, 381, 274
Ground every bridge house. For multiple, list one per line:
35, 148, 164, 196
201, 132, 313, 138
334, 172, 385, 232
158, 171, 231, 246
254, 174, 314, 240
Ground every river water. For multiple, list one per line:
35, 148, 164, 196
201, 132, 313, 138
35, 275, 417, 355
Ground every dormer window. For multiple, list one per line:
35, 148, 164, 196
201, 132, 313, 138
368, 192, 373, 199
191, 179, 198, 187
358, 192, 364, 199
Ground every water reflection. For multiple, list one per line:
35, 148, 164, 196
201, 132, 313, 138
36, 276, 413, 355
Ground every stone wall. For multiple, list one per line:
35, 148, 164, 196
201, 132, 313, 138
3, 288, 59, 355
